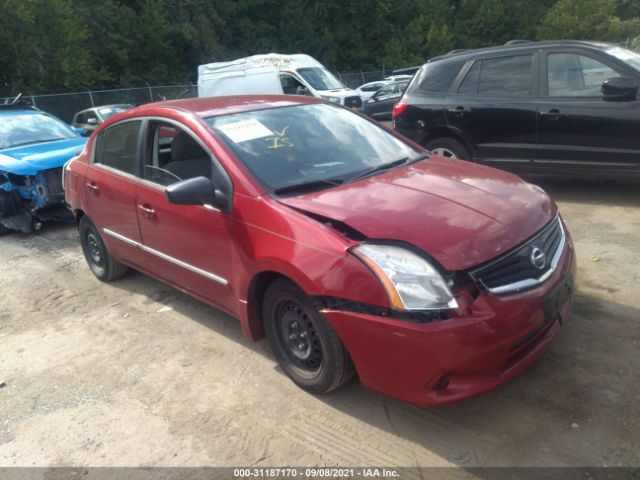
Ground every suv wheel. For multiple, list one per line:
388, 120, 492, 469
263, 278, 355, 394
425, 138, 470, 160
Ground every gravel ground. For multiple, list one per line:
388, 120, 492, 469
0, 177, 639, 471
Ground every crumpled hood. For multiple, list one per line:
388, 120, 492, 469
278, 156, 556, 271
0, 137, 87, 175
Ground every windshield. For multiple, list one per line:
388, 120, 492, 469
97, 105, 132, 120
207, 103, 422, 193
296, 67, 345, 91
0, 112, 78, 150
606, 46, 640, 72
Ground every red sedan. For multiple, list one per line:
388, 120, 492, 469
64, 95, 575, 406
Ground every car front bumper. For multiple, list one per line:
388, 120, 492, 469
322, 234, 576, 407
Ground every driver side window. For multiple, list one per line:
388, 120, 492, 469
547, 53, 621, 97
280, 74, 311, 96
143, 122, 213, 187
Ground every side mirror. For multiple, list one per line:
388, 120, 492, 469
602, 77, 639, 100
87, 118, 98, 125
166, 176, 230, 211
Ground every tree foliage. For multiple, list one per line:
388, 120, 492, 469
0, 0, 638, 94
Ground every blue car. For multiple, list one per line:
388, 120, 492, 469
0, 100, 87, 233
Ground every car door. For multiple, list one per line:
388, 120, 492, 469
84, 119, 146, 270
365, 83, 401, 119
536, 48, 640, 172
445, 52, 539, 168
134, 119, 237, 313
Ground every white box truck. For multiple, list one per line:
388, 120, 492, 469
197, 53, 363, 110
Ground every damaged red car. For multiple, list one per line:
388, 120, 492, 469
64, 96, 575, 406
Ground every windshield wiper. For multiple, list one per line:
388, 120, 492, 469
273, 178, 344, 196
345, 151, 430, 183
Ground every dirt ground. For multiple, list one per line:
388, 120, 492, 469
0, 177, 639, 470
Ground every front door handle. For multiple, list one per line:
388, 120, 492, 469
540, 109, 561, 121
137, 204, 156, 219
86, 182, 99, 193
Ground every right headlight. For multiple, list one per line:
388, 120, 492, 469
352, 244, 457, 311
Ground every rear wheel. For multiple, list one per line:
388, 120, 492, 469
425, 137, 470, 160
0, 224, 12, 236
263, 279, 355, 394
79, 216, 128, 282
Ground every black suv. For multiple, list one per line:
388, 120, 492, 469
393, 40, 640, 177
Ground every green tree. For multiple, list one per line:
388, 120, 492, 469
537, 0, 640, 42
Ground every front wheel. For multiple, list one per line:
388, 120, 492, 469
263, 279, 355, 394
424, 137, 470, 160
79, 216, 129, 282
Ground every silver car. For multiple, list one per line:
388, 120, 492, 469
71, 104, 133, 136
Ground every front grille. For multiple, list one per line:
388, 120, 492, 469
344, 96, 363, 108
41, 167, 64, 196
468, 215, 565, 295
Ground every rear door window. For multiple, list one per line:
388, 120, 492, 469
458, 61, 480, 94
477, 55, 533, 97
94, 121, 142, 176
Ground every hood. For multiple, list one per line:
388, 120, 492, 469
0, 137, 87, 175
278, 157, 555, 271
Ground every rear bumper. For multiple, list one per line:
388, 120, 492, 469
322, 233, 576, 407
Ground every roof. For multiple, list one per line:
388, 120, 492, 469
198, 53, 323, 76
429, 40, 616, 63
132, 95, 323, 118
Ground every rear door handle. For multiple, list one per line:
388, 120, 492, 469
540, 109, 561, 120
86, 182, 99, 193
137, 204, 156, 219
447, 106, 467, 117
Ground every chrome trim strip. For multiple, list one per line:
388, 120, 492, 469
485, 218, 566, 295
103, 228, 140, 247
102, 228, 229, 286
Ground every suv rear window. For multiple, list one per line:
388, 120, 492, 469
417, 61, 464, 93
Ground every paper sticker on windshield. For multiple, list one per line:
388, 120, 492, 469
218, 119, 273, 143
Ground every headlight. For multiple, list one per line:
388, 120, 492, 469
352, 244, 457, 311
322, 96, 341, 104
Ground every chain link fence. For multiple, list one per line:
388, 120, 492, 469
1, 84, 197, 123
1, 69, 407, 123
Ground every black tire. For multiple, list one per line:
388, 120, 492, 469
425, 137, 471, 160
263, 278, 355, 394
0, 224, 12, 236
79, 216, 128, 282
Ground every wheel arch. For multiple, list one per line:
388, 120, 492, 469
243, 269, 314, 341
73, 208, 86, 225
420, 126, 476, 159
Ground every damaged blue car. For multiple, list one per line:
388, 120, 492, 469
0, 99, 87, 233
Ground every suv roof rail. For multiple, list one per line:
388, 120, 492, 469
0, 93, 36, 110
446, 49, 469, 55
504, 40, 532, 45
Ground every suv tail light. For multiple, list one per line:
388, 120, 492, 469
392, 101, 408, 119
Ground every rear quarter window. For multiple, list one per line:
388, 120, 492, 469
415, 61, 465, 94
